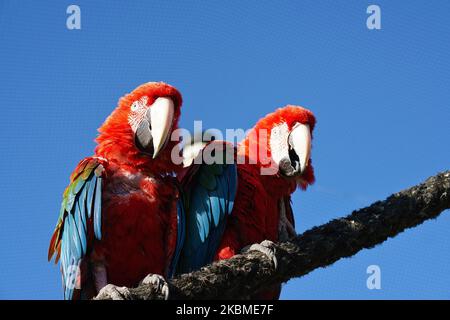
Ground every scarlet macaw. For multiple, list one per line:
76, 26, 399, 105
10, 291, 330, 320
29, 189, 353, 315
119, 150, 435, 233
48, 82, 185, 300
177, 105, 315, 299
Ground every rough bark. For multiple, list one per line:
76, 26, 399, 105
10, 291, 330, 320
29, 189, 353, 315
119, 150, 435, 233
95, 170, 450, 300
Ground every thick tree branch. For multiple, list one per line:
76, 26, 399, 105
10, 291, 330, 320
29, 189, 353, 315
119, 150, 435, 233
96, 170, 450, 300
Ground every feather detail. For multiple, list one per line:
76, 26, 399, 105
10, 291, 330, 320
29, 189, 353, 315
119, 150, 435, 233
93, 176, 102, 239
177, 141, 238, 274
48, 157, 106, 300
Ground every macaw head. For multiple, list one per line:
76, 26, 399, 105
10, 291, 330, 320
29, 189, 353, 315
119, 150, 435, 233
239, 105, 316, 189
95, 82, 182, 173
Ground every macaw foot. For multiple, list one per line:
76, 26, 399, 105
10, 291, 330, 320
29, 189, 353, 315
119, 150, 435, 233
95, 284, 132, 300
241, 240, 278, 269
140, 274, 169, 300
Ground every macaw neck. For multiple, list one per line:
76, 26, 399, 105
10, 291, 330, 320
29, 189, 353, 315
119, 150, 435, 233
237, 156, 298, 199
95, 140, 149, 172
94, 138, 180, 176
259, 169, 298, 198
95, 117, 183, 175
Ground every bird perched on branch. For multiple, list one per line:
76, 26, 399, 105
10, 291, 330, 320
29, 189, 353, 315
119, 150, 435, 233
48, 82, 185, 300
177, 105, 315, 299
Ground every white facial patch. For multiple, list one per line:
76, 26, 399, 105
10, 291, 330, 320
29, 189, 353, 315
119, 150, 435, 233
128, 96, 149, 132
269, 123, 290, 165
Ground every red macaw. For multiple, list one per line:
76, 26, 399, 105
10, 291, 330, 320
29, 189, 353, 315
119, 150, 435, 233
177, 105, 315, 299
48, 82, 185, 300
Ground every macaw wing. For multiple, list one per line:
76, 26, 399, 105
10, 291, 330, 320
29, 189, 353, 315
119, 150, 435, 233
177, 142, 238, 274
48, 157, 105, 300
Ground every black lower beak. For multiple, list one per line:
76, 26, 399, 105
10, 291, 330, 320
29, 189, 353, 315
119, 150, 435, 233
135, 112, 154, 156
279, 148, 301, 177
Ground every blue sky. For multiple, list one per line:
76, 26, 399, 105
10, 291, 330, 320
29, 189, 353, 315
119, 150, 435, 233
0, 1, 449, 299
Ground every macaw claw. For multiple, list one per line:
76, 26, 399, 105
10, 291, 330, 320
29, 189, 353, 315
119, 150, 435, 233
140, 274, 169, 300
241, 240, 278, 270
94, 284, 133, 300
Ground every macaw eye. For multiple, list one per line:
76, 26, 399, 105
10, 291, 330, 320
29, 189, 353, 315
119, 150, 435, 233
131, 102, 139, 112
131, 96, 149, 112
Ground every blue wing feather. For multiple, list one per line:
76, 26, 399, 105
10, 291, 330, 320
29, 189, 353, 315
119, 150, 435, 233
86, 178, 96, 219
68, 212, 82, 259
78, 186, 88, 231
93, 177, 102, 239
72, 177, 85, 195
177, 152, 238, 274
75, 200, 87, 255
53, 158, 105, 300
65, 192, 76, 212
61, 226, 70, 299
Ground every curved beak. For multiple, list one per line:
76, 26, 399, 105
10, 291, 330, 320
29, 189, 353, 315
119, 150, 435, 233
290, 123, 311, 174
134, 97, 175, 159
150, 97, 175, 159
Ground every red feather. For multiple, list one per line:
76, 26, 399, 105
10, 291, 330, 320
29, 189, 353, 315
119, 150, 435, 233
95, 82, 183, 174
215, 105, 316, 299
49, 82, 184, 299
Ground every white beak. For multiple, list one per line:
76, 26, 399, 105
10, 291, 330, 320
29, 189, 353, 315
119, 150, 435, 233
149, 97, 175, 159
290, 123, 311, 173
